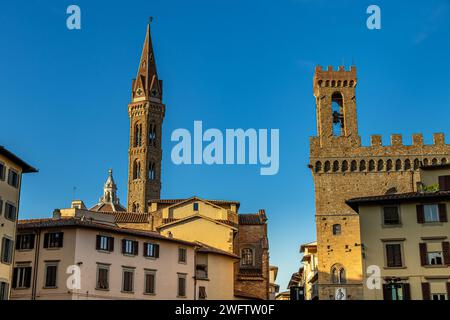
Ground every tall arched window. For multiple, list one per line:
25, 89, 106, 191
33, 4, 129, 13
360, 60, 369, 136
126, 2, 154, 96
331, 92, 344, 136
149, 123, 157, 147
324, 161, 331, 173
134, 123, 142, 147
395, 159, 402, 171
133, 160, 141, 180
149, 162, 156, 180
331, 264, 346, 284
241, 248, 254, 266
413, 158, 420, 170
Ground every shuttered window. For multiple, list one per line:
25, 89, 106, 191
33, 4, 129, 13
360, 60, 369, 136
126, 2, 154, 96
199, 286, 207, 300
177, 274, 186, 297
1, 238, 14, 263
96, 235, 114, 252
12, 266, 32, 289
45, 264, 58, 288
144, 243, 159, 258
386, 244, 403, 267
4, 203, 17, 221
122, 239, 138, 256
0, 282, 9, 300
422, 282, 431, 300
122, 269, 134, 292
438, 175, 450, 191
7, 169, 19, 188
96, 266, 109, 290
144, 271, 156, 294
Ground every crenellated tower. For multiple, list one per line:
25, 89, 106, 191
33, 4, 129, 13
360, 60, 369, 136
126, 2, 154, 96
127, 23, 165, 213
309, 65, 450, 300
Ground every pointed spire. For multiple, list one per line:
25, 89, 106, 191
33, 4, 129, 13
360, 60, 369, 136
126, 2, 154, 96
132, 20, 163, 102
101, 169, 119, 205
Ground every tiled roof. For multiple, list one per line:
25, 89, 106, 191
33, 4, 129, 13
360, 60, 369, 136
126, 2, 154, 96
0, 146, 38, 173
148, 197, 240, 208
195, 242, 239, 259
18, 217, 194, 246
89, 210, 150, 223
346, 191, 450, 212
90, 203, 127, 213
238, 214, 264, 225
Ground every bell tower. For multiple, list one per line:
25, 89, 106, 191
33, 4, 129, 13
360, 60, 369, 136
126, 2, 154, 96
127, 22, 165, 213
313, 66, 360, 147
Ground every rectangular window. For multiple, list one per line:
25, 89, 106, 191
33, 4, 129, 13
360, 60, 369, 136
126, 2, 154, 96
432, 293, 447, 300
144, 271, 156, 294
0, 162, 5, 181
199, 286, 207, 300
44, 264, 58, 288
427, 251, 443, 265
96, 265, 109, 290
1, 238, 14, 264
0, 281, 9, 300
424, 204, 440, 222
383, 206, 400, 225
4, 203, 17, 221
7, 169, 19, 188
16, 234, 35, 251
96, 235, 114, 252
438, 175, 450, 191
122, 269, 134, 293
178, 248, 187, 263
12, 266, 32, 289
44, 232, 64, 248
193, 203, 199, 211
122, 239, 138, 255
0, 199, 3, 215
144, 243, 159, 258
196, 264, 208, 279
386, 243, 403, 268
177, 274, 186, 297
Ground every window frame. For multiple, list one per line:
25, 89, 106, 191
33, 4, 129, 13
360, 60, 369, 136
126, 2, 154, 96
384, 242, 404, 268
1, 237, 14, 264
44, 263, 58, 288
4, 202, 17, 222
44, 232, 64, 249
16, 234, 35, 251
241, 248, 254, 266
382, 206, 401, 226
427, 251, 444, 265
122, 268, 135, 293
178, 247, 187, 264
144, 270, 156, 295
424, 204, 440, 223
0, 281, 9, 300
177, 273, 187, 298
12, 265, 32, 289
0, 161, 5, 181
7, 168, 20, 188
96, 264, 110, 291
144, 242, 159, 258
332, 224, 342, 235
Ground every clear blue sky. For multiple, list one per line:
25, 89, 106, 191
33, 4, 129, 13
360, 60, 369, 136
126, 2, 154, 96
1, 0, 450, 289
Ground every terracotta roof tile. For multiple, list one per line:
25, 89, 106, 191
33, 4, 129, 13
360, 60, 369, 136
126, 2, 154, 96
18, 217, 194, 246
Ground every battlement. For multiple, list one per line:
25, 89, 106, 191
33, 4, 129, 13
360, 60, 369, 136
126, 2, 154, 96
314, 65, 357, 89
369, 133, 446, 147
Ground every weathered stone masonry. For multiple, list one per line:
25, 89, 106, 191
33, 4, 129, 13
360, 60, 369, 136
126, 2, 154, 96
309, 65, 450, 300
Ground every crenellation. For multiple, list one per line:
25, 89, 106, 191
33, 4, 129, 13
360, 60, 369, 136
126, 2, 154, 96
412, 133, 423, 146
370, 135, 382, 147
390, 134, 402, 146
433, 133, 445, 145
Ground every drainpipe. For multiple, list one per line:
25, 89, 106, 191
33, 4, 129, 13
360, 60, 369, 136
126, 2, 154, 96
193, 247, 197, 300
31, 229, 40, 300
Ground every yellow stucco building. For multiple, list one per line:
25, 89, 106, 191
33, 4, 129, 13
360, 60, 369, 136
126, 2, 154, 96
347, 164, 450, 300
0, 146, 37, 300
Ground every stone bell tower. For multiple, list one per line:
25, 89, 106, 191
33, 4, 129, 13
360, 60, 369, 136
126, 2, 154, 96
310, 65, 450, 300
127, 22, 165, 213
